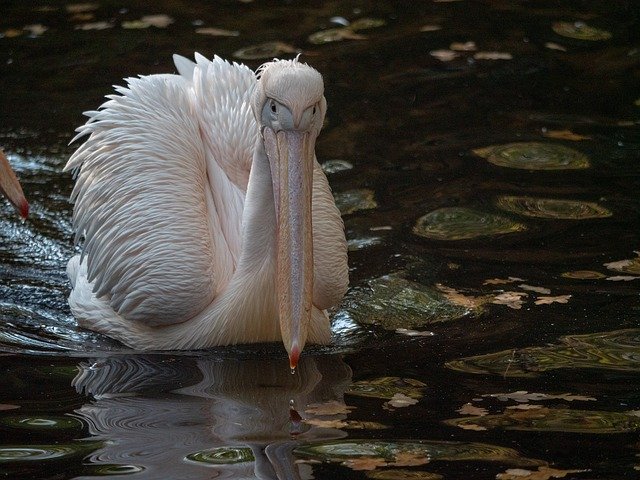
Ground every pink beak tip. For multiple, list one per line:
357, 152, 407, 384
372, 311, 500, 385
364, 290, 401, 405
289, 345, 301, 371
19, 200, 29, 219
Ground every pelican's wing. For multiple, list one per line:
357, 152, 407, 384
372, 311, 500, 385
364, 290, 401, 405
311, 162, 349, 310
66, 55, 256, 327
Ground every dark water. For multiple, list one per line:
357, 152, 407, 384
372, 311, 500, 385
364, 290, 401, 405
1, 1, 640, 479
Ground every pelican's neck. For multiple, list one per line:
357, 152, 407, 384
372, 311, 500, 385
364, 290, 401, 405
236, 136, 277, 274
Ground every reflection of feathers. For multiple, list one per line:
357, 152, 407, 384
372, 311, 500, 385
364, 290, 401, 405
73, 354, 351, 480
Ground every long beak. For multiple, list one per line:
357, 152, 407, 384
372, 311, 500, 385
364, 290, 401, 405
263, 128, 314, 370
0, 150, 28, 218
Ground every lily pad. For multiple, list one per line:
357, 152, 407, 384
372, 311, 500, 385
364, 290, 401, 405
185, 446, 254, 465
413, 207, 526, 241
446, 329, 640, 377
233, 41, 298, 60
552, 21, 612, 41
473, 142, 590, 170
294, 439, 544, 467
347, 377, 427, 400
341, 274, 477, 330
495, 196, 612, 219
445, 407, 640, 433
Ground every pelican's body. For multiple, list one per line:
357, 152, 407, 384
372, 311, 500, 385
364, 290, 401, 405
66, 54, 348, 365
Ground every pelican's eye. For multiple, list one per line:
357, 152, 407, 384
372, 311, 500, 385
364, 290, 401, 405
271, 101, 277, 113
312, 106, 316, 115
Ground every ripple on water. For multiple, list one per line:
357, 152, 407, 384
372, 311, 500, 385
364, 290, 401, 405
185, 446, 255, 465
495, 196, 612, 219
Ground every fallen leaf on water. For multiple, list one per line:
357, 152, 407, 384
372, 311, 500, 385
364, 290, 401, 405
430, 49, 459, 61
396, 328, 435, 337
66, 3, 100, 14
507, 404, 544, 411
0, 404, 20, 411
561, 270, 606, 280
195, 27, 240, 37
24, 24, 48, 36
305, 400, 355, 416
420, 25, 442, 32
344, 457, 388, 471
483, 391, 596, 403
544, 42, 567, 51
384, 393, 419, 409
141, 15, 174, 28
604, 252, 640, 275
450, 41, 477, 51
542, 129, 591, 141
606, 276, 639, 281
390, 451, 431, 467
534, 295, 572, 305
457, 422, 487, 431
75, 21, 113, 30
493, 291, 527, 309
1, 29, 23, 38
474, 51, 513, 60
518, 284, 551, 295
497, 466, 589, 480
483, 277, 524, 285
122, 20, 149, 29
457, 403, 489, 416
436, 284, 489, 310
304, 418, 348, 429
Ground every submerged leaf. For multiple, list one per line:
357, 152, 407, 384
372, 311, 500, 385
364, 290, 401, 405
497, 466, 588, 480
233, 41, 298, 60
347, 377, 427, 401
446, 329, 640, 377
542, 129, 591, 141
473, 142, 590, 170
604, 252, 640, 275
534, 295, 571, 305
458, 403, 489, 416
561, 270, 606, 280
495, 196, 611, 219
413, 207, 526, 241
445, 407, 640, 433
305, 400, 355, 416
367, 468, 443, 479
552, 21, 612, 41
334, 189, 377, 215
482, 391, 596, 403
474, 52, 513, 60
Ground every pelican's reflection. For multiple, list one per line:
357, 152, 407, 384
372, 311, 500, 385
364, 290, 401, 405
72, 353, 352, 479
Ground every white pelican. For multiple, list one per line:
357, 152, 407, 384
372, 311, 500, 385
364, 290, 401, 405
0, 149, 29, 218
65, 53, 348, 368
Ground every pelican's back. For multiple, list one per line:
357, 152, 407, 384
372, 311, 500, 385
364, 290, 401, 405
66, 55, 257, 327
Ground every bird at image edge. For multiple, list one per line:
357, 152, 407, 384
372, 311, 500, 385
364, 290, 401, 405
65, 53, 349, 369
0, 149, 29, 219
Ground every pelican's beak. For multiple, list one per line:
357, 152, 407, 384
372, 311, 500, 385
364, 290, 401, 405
263, 127, 314, 370
0, 150, 28, 218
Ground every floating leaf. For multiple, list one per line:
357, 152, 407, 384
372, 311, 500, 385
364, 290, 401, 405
195, 27, 239, 37
345, 457, 389, 471
495, 196, 611, 220
305, 400, 355, 416
497, 466, 589, 480
518, 284, 551, 295
75, 21, 113, 30
420, 25, 442, 32
493, 291, 528, 310
140, 15, 174, 28
384, 393, 420, 409
436, 284, 491, 310
445, 407, 640, 433
450, 41, 477, 51
484, 277, 525, 285
233, 41, 298, 60
474, 52, 513, 60
308, 28, 366, 44
185, 447, 254, 465
334, 189, 377, 215
367, 469, 443, 479
23, 24, 48, 37
1, 29, 23, 38
458, 403, 489, 416
552, 21, 612, 41
544, 42, 567, 51
295, 439, 544, 468
430, 49, 460, 61
66, 3, 99, 14
446, 329, 640, 377
349, 18, 387, 31
606, 275, 639, 282
473, 142, 590, 170
604, 253, 640, 275
482, 391, 596, 403
414, 207, 526, 241
121, 20, 150, 29
542, 129, 591, 141
347, 376, 427, 401
561, 270, 606, 280
534, 295, 572, 305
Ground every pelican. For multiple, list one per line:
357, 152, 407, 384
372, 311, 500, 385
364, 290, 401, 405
65, 53, 348, 368
0, 149, 29, 218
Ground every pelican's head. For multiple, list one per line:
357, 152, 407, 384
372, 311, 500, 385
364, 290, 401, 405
252, 59, 326, 370
0, 149, 28, 219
